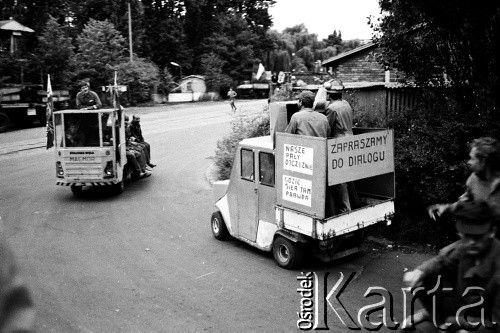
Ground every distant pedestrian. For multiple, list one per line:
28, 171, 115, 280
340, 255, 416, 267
227, 88, 237, 111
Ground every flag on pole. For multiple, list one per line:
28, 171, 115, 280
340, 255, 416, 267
112, 71, 121, 111
45, 74, 54, 149
256, 63, 265, 80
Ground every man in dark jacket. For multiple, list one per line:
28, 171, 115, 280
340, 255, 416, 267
403, 200, 500, 332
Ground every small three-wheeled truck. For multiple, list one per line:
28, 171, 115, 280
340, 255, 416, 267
52, 107, 132, 196
211, 102, 395, 269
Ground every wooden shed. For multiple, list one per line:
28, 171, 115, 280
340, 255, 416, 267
0, 19, 34, 54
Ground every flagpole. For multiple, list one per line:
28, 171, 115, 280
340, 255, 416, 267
128, 1, 133, 62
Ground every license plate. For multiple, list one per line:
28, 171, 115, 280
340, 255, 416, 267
27, 108, 36, 116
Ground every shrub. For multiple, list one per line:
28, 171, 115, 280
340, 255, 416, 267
213, 107, 270, 180
384, 88, 499, 246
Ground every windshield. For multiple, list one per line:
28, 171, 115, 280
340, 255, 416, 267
55, 111, 116, 148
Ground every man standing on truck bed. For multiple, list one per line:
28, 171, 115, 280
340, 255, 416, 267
285, 90, 330, 138
76, 81, 102, 110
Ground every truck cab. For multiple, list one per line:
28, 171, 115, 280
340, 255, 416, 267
211, 102, 395, 269
53, 108, 129, 196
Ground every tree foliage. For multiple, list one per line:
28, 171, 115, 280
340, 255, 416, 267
74, 19, 127, 88
35, 15, 75, 88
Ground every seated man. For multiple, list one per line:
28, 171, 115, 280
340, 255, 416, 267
403, 200, 500, 332
124, 116, 150, 178
65, 121, 86, 147
129, 115, 156, 168
126, 150, 151, 180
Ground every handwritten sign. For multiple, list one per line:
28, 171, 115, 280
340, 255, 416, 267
282, 175, 312, 207
328, 130, 394, 185
283, 144, 313, 175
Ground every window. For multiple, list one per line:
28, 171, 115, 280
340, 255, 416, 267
259, 152, 275, 186
241, 149, 254, 181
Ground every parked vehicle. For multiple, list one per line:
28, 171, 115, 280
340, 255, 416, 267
0, 83, 69, 132
236, 81, 269, 99
211, 101, 395, 269
53, 108, 132, 196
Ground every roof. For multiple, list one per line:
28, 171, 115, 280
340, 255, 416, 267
240, 135, 273, 150
180, 75, 205, 81
322, 42, 377, 67
0, 19, 34, 33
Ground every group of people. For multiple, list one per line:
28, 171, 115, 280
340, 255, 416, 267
402, 137, 500, 332
70, 81, 156, 180
125, 115, 156, 180
284, 80, 500, 331
285, 79, 359, 216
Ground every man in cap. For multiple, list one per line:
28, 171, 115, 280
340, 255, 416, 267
76, 81, 102, 110
322, 79, 360, 214
428, 137, 500, 226
323, 79, 353, 137
285, 90, 330, 138
403, 200, 500, 332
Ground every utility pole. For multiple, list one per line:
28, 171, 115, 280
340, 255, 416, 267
128, 1, 133, 62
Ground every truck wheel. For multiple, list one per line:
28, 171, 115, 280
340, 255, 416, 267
273, 236, 303, 270
112, 181, 124, 195
0, 112, 10, 133
70, 185, 83, 196
211, 211, 229, 240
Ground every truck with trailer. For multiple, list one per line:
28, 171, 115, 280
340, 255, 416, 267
0, 83, 69, 132
210, 101, 395, 269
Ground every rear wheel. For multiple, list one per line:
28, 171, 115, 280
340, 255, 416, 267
272, 236, 304, 270
112, 181, 124, 195
70, 185, 83, 196
0, 112, 10, 133
211, 211, 229, 240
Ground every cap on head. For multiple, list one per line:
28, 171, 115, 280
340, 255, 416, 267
324, 79, 344, 93
454, 200, 494, 235
298, 90, 315, 108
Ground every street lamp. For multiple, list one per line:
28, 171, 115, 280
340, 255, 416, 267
170, 61, 182, 82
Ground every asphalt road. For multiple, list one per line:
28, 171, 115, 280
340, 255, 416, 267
0, 100, 433, 332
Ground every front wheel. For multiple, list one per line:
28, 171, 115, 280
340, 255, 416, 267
211, 211, 229, 240
70, 185, 83, 196
272, 236, 304, 270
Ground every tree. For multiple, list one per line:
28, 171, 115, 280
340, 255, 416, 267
74, 19, 127, 89
114, 58, 160, 105
200, 53, 232, 93
324, 30, 342, 47
35, 15, 75, 88
372, 0, 500, 111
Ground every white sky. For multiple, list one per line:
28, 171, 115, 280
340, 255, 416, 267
268, 0, 381, 41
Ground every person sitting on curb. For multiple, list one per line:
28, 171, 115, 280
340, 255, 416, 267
403, 200, 500, 332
